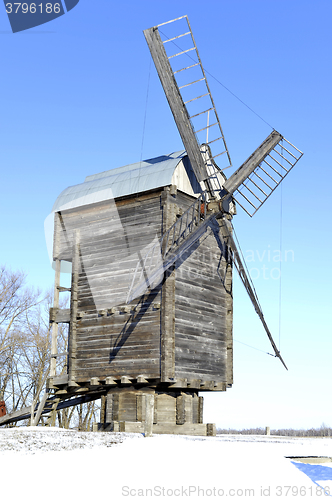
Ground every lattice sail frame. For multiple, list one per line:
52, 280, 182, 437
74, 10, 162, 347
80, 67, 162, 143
144, 15, 232, 179
229, 136, 303, 217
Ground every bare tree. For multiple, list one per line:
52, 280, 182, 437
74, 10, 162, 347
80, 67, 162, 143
1, 265, 100, 429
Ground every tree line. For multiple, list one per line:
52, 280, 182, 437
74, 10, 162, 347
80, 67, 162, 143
0, 265, 99, 430
217, 425, 332, 437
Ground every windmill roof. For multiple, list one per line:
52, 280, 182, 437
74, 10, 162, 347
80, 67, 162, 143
52, 150, 187, 212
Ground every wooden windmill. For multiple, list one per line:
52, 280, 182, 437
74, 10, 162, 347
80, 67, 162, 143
0, 16, 303, 433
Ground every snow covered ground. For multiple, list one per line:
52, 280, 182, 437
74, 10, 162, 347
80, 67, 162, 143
1, 428, 332, 499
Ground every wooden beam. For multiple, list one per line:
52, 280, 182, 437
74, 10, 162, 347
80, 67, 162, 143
222, 130, 283, 195
144, 27, 208, 182
144, 394, 154, 437
161, 191, 176, 382
68, 230, 80, 386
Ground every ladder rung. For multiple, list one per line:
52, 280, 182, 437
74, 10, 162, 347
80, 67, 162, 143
273, 147, 294, 167
173, 63, 200, 74
57, 286, 71, 292
263, 159, 283, 178
209, 150, 227, 160
189, 107, 213, 119
268, 153, 289, 172
156, 15, 187, 28
275, 142, 298, 161
253, 170, 274, 189
232, 197, 253, 217
242, 183, 263, 204
260, 163, 282, 184
269, 149, 294, 172
178, 77, 205, 89
206, 136, 222, 146
184, 93, 209, 104
163, 31, 190, 43
283, 137, 303, 155
247, 176, 268, 197
168, 47, 195, 59
236, 189, 258, 210
195, 122, 217, 134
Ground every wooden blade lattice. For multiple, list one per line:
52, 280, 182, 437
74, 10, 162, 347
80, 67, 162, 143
144, 16, 231, 183
223, 132, 303, 217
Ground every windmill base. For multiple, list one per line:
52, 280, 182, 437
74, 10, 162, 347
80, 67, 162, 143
97, 387, 216, 437
97, 421, 216, 436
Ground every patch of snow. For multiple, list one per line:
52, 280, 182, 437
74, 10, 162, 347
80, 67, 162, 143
1, 429, 332, 499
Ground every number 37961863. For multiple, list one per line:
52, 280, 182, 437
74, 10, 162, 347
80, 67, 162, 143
5, 3, 62, 14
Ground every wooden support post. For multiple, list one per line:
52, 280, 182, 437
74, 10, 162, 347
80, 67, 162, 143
100, 395, 106, 425
68, 230, 80, 386
144, 394, 154, 437
198, 396, 204, 424
50, 213, 61, 378
50, 259, 61, 378
161, 190, 176, 382
46, 398, 60, 427
176, 395, 185, 425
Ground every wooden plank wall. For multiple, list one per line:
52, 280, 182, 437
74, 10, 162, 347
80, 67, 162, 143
173, 191, 231, 383
54, 193, 164, 383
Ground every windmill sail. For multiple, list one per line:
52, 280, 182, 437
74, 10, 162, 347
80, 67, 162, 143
144, 16, 231, 186
219, 217, 288, 370
222, 131, 303, 216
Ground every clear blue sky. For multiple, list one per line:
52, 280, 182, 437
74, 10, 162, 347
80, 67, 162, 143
1, 0, 331, 429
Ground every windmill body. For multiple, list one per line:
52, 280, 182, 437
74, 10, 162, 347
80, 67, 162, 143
47, 151, 233, 436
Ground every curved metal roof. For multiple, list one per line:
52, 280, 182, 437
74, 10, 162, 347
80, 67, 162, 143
52, 150, 186, 212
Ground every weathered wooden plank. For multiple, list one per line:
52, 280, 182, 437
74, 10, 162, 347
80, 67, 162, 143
161, 190, 176, 382
68, 230, 80, 386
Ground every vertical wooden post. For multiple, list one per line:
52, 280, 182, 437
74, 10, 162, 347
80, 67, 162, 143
50, 213, 61, 379
176, 394, 185, 425
50, 259, 61, 378
160, 189, 176, 382
100, 395, 106, 424
68, 230, 80, 386
198, 396, 204, 424
144, 394, 154, 437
